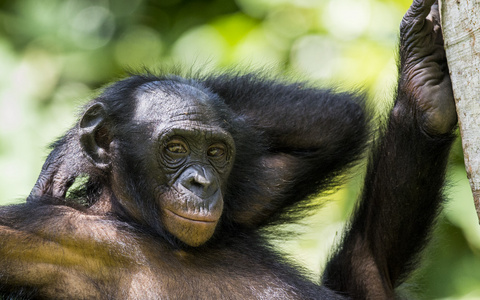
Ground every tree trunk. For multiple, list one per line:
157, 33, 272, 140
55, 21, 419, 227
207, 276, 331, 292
440, 0, 480, 223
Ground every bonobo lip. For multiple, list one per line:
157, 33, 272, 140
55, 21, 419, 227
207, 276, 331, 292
165, 209, 219, 223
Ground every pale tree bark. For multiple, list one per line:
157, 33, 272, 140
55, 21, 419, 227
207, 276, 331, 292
440, 0, 480, 223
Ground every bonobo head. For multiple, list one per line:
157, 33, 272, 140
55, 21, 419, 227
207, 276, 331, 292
78, 77, 236, 247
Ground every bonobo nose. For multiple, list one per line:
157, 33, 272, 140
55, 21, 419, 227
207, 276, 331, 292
180, 166, 218, 198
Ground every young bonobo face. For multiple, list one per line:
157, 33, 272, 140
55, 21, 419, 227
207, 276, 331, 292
156, 127, 234, 246
81, 81, 236, 247
122, 82, 236, 246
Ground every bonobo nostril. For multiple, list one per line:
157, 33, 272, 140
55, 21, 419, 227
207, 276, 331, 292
191, 180, 204, 189
180, 166, 217, 197
194, 173, 210, 187
187, 175, 210, 190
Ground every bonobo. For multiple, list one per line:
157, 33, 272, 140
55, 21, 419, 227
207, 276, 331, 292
0, 0, 457, 299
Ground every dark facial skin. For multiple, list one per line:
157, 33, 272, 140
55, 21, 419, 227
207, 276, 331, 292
108, 82, 235, 247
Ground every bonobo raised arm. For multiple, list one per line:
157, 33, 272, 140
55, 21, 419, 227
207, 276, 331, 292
323, 0, 456, 298
0, 0, 456, 299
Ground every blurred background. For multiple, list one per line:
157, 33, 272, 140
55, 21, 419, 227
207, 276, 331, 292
0, 0, 479, 298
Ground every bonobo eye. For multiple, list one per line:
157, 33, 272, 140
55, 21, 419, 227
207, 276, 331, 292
166, 139, 188, 154
207, 143, 226, 158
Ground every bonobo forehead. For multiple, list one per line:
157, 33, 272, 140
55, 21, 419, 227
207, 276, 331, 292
133, 80, 223, 129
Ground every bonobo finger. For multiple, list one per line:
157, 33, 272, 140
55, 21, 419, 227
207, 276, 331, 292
401, 0, 436, 35
427, 2, 445, 45
405, 0, 436, 19
427, 1, 440, 23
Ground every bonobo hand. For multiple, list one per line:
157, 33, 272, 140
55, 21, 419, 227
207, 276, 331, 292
397, 0, 456, 135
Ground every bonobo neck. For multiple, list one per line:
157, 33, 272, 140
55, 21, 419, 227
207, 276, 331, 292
87, 188, 114, 215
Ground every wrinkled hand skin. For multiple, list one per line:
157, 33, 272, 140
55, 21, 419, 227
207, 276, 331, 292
397, 0, 457, 135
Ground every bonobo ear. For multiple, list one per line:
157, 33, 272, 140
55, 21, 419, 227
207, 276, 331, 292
79, 103, 112, 169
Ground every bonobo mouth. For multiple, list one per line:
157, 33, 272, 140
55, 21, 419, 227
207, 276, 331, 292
165, 208, 219, 223
163, 207, 220, 246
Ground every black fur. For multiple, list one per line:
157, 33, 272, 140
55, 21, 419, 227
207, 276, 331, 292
0, 1, 457, 298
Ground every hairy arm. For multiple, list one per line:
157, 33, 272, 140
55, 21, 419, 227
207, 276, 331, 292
203, 75, 370, 226
322, 0, 456, 298
0, 203, 137, 298
204, 74, 368, 156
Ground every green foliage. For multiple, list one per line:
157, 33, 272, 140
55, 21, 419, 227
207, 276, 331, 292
0, 0, 478, 297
